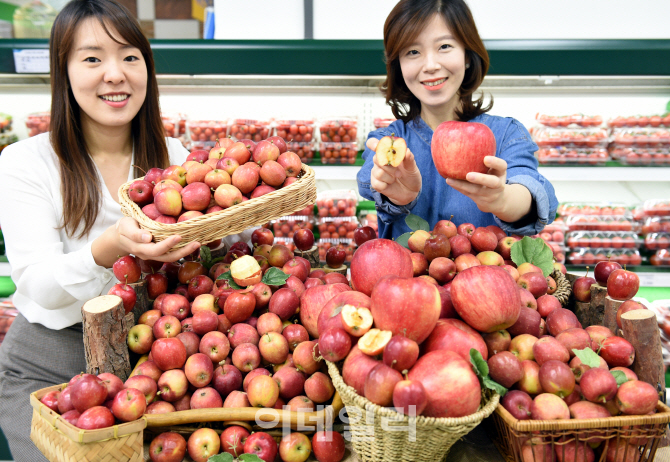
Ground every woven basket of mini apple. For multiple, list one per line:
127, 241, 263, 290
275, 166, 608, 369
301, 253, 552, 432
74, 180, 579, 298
118, 154, 316, 250
30, 383, 146, 462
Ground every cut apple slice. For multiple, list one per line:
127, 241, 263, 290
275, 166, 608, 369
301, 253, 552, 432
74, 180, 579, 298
375, 135, 407, 167
230, 255, 262, 287
358, 329, 393, 356
341, 305, 374, 337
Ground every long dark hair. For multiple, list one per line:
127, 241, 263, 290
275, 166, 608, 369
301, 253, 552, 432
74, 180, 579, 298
50, 0, 169, 239
381, 0, 492, 123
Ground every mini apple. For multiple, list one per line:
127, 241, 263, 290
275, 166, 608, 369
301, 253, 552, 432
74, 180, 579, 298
149, 432, 187, 462
127, 324, 154, 355
111, 387, 146, 422
76, 406, 115, 430
304, 371, 335, 404
279, 432, 312, 462
244, 432, 278, 462
220, 425, 249, 458
594, 260, 623, 286
607, 268, 640, 301
500, 390, 533, 420
108, 283, 137, 314
375, 135, 407, 167
353, 226, 377, 246
187, 428, 220, 462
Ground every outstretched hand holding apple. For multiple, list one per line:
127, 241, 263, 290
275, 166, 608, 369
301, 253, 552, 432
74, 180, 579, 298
368, 137, 422, 206
446, 156, 532, 224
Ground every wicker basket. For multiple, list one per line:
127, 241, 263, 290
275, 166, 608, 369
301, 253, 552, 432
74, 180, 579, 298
118, 164, 317, 250
326, 360, 499, 462
491, 399, 670, 462
30, 384, 146, 462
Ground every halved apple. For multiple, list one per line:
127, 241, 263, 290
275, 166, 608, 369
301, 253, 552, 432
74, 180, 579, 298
341, 305, 374, 337
358, 328, 393, 356
375, 135, 407, 167
230, 255, 262, 287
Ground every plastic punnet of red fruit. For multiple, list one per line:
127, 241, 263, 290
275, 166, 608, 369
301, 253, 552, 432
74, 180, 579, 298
318, 118, 358, 144
536, 147, 609, 166
274, 119, 315, 144
316, 190, 358, 218
535, 113, 603, 128
608, 114, 670, 128
317, 216, 359, 240
25, 111, 50, 137
532, 127, 609, 148
230, 119, 271, 142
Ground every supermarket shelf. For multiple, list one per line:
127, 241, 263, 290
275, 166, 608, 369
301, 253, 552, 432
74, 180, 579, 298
311, 165, 670, 182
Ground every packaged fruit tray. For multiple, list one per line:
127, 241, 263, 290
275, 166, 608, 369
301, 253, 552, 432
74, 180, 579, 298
373, 117, 396, 129
558, 202, 631, 217
317, 216, 359, 240
317, 239, 356, 262
271, 215, 315, 239
567, 247, 643, 266
316, 191, 358, 217
287, 141, 316, 164
651, 249, 670, 266
536, 147, 609, 165
608, 114, 670, 128
535, 113, 603, 128
641, 216, 670, 235
645, 232, 670, 250
161, 113, 187, 138
230, 119, 271, 142
0, 112, 12, 133
318, 118, 358, 143
25, 111, 50, 137
320, 141, 358, 165
531, 126, 609, 148
566, 231, 642, 249
534, 228, 566, 244
274, 119, 315, 143
564, 214, 640, 232
610, 127, 670, 147
186, 120, 228, 144
542, 220, 568, 233
642, 198, 670, 217
609, 147, 670, 165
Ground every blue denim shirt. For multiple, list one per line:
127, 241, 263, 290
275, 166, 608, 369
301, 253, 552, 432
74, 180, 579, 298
357, 113, 559, 240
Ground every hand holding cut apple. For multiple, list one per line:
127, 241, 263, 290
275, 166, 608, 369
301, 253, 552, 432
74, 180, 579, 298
367, 137, 422, 206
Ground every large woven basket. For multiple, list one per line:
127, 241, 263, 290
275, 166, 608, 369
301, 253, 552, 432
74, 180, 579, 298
30, 384, 146, 462
491, 399, 670, 462
326, 360, 499, 462
118, 164, 316, 250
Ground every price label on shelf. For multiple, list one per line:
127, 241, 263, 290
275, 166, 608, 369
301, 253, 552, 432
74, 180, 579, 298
13, 49, 50, 74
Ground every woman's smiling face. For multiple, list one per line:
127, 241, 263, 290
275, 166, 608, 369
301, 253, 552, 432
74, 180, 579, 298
67, 17, 147, 132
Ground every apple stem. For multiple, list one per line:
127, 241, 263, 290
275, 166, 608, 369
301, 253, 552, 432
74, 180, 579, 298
402, 370, 409, 380
132, 164, 147, 176
450, 215, 454, 221
584, 266, 589, 278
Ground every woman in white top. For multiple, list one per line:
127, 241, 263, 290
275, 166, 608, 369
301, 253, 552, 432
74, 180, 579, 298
0, 1, 202, 459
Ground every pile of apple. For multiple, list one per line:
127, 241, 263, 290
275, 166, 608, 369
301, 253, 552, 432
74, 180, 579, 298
127, 135, 304, 225
104, 227, 363, 462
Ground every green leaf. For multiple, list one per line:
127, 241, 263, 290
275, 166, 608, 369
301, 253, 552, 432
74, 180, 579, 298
572, 347, 601, 368
405, 214, 430, 232
469, 349, 489, 378
510, 236, 554, 277
209, 256, 225, 266
239, 455, 264, 462
483, 376, 508, 397
395, 232, 412, 249
611, 370, 629, 387
216, 271, 242, 290
262, 267, 291, 286
200, 245, 213, 268
208, 453, 234, 462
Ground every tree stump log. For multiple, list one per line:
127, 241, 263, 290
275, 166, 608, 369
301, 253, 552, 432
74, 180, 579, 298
589, 284, 608, 327
603, 296, 623, 334
322, 264, 348, 276
128, 278, 149, 325
295, 245, 320, 270
82, 295, 133, 380
574, 301, 592, 328
621, 309, 666, 401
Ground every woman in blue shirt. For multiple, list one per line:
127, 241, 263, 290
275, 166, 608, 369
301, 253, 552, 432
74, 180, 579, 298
357, 0, 558, 240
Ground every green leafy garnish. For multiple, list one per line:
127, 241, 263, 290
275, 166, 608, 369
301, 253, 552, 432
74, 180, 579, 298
511, 236, 554, 277
239, 455, 264, 462
572, 347, 601, 368
470, 349, 507, 397
207, 453, 233, 462
216, 271, 242, 290
611, 370, 629, 387
262, 267, 291, 286
395, 232, 411, 248
405, 213, 430, 232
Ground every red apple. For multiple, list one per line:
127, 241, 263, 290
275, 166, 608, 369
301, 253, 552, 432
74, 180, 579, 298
212, 364, 243, 398
599, 336, 635, 367
299, 283, 351, 338
70, 374, 108, 413
187, 428, 221, 462
364, 363, 403, 406
111, 387, 146, 422
108, 283, 137, 314
607, 268, 640, 301
349, 239, 413, 296
76, 406, 115, 430
220, 425, 249, 458
451, 265, 521, 333
311, 431, 345, 462
431, 121, 495, 180
580, 367, 617, 403
149, 432, 187, 462
353, 226, 377, 246
422, 318, 487, 361
487, 351, 523, 388
244, 432, 278, 462
594, 260, 623, 286
615, 380, 658, 415
151, 338, 187, 371
538, 360, 575, 398
500, 390, 533, 420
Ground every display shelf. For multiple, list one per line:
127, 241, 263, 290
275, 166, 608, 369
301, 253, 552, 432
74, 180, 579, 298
2, 39, 670, 75
310, 165, 670, 182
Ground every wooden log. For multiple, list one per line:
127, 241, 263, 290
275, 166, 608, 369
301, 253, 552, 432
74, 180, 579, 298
82, 295, 133, 380
322, 264, 348, 276
589, 284, 608, 327
295, 245, 320, 270
574, 301, 592, 328
621, 309, 666, 402
128, 278, 149, 325
603, 296, 623, 334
